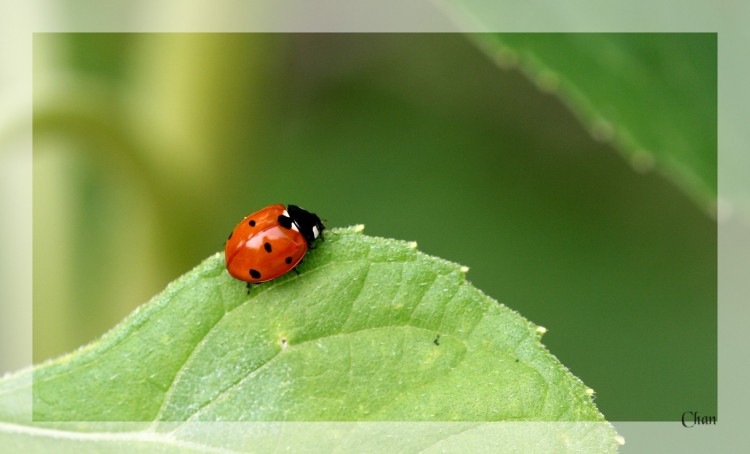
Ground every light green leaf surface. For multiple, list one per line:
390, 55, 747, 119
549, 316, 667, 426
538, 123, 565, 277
474, 33, 717, 210
0, 227, 619, 451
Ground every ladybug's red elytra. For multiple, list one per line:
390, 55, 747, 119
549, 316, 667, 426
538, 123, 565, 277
225, 204, 325, 289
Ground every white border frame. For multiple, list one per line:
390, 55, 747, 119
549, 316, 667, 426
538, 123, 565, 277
2, 1, 744, 450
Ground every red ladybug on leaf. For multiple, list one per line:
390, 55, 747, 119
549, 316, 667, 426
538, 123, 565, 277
225, 204, 325, 291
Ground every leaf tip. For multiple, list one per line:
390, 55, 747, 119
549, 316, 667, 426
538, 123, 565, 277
535, 325, 548, 335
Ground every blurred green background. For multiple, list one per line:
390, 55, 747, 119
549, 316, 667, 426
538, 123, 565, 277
32, 33, 716, 421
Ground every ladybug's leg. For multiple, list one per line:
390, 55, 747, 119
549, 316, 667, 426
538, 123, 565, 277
308, 232, 323, 249
295, 257, 304, 271
246, 282, 252, 294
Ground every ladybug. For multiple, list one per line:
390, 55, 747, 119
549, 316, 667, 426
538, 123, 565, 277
225, 204, 325, 290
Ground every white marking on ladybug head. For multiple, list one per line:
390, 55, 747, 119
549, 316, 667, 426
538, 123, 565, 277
282, 210, 289, 217
291, 221, 300, 233
312, 225, 319, 239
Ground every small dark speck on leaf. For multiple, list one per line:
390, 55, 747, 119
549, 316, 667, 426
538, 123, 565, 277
434, 334, 440, 346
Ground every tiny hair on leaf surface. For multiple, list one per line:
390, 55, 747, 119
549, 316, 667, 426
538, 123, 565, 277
0, 227, 620, 450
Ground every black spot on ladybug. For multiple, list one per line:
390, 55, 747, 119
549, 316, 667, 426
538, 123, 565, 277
249, 220, 256, 227
285, 256, 292, 264
277, 215, 292, 229
249, 269, 261, 279
264, 242, 272, 253
227, 231, 233, 240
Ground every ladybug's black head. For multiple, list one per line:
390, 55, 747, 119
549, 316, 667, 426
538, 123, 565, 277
287, 204, 325, 247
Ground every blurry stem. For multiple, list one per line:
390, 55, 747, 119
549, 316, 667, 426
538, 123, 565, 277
33, 103, 155, 194
34, 34, 282, 272
32, 84, 175, 255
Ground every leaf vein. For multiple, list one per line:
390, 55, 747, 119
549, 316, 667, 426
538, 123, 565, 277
184, 325, 444, 422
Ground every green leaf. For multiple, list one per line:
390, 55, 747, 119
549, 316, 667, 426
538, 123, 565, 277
0, 227, 620, 451
472, 33, 717, 211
